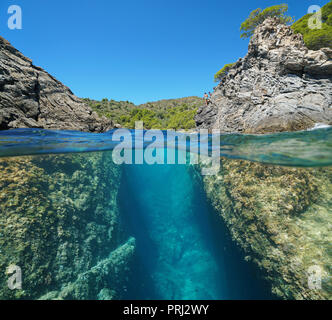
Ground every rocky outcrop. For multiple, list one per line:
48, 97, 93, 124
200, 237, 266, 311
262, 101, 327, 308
196, 18, 332, 133
0, 36, 113, 132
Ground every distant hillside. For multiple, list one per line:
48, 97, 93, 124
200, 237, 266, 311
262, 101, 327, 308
138, 97, 203, 111
82, 96, 203, 130
82, 98, 135, 125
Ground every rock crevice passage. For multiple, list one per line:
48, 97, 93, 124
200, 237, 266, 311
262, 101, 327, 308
119, 161, 274, 300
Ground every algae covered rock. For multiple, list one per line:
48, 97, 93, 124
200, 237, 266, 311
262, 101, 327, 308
0, 152, 134, 300
196, 159, 332, 300
38, 237, 135, 300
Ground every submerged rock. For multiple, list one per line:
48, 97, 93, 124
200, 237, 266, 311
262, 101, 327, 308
0, 36, 113, 132
195, 159, 332, 300
0, 153, 134, 300
195, 18, 332, 133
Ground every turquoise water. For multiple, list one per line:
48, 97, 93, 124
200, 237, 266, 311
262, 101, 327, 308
0, 127, 331, 299
120, 162, 274, 299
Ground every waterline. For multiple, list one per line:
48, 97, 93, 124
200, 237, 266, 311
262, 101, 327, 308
0, 125, 332, 169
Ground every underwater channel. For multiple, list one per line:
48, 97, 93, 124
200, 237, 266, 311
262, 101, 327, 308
119, 160, 275, 299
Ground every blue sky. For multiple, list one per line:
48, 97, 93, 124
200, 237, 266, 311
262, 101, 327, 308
0, 0, 329, 104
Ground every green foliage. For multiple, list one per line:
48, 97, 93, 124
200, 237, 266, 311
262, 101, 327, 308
214, 63, 235, 82
120, 104, 198, 130
120, 108, 163, 129
292, 1, 332, 50
83, 98, 136, 124
322, 1, 332, 20
240, 4, 293, 39
166, 106, 197, 130
83, 97, 203, 130
327, 14, 332, 26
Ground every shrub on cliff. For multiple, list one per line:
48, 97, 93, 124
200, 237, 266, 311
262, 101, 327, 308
292, 1, 332, 50
240, 4, 293, 39
214, 63, 235, 82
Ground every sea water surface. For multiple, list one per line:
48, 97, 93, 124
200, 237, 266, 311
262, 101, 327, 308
0, 127, 331, 299
0, 127, 331, 166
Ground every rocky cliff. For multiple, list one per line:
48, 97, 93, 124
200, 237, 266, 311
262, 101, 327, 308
196, 18, 332, 133
0, 36, 112, 132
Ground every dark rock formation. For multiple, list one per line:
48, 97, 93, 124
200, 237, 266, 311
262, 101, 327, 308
0, 36, 113, 132
196, 18, 332, 134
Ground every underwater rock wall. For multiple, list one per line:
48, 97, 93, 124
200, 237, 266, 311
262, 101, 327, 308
0, 152, 135, 300
194, 160, 332, 300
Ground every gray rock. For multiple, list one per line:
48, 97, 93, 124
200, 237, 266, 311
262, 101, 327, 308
0, 36, 113, 132
195, 18, 332, 133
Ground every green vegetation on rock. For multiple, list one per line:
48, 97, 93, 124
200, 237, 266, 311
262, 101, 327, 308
83, 97, 203, 130
240, 4, 293, 39
214, 2, 331, 83
292, 1, 332, 50
214, 63, 235, 82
